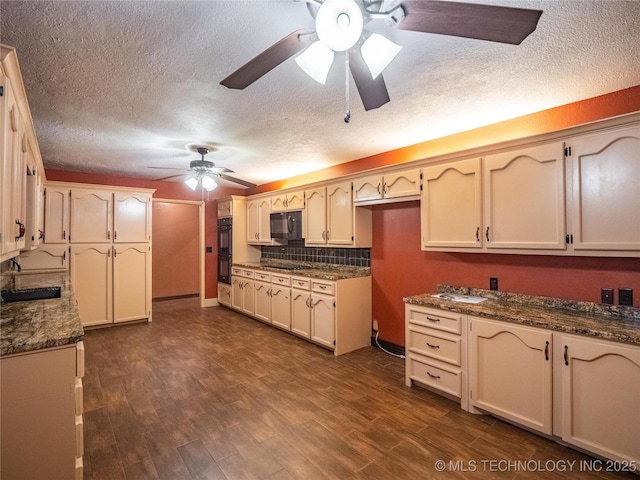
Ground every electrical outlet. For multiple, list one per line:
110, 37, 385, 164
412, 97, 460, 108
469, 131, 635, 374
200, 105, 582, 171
372, 319, 379, 332
619, 288, 633, 306
490, 277, 498, 291
601, 288, 614, 305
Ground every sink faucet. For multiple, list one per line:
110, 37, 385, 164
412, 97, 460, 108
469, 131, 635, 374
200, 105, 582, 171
9, 257, 21, 273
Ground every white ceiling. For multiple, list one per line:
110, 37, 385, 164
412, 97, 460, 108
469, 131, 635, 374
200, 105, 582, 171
1, 0, 639, 188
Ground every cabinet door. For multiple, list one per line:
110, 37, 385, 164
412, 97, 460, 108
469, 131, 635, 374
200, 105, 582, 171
469, 317, 553, 434
484, 143, 565, 250
44, 186, 69, 244
561, 336, 640, 464
291, 289, 311, 338
257, 198, 271, 243
327, 182, 353, 245
113, 193, 151, 243
19, 245, 68, 271
70, 244, 112, 327
1, 82, 27, 256
311, 294, 335, 349
568, 125, 640, 251
305, 188, 327, 245
218, 283, 231, 306
23, 168, 44, 250
353, 175, 383, 203
384, 168, 421, 199
217, 200, 232, 218
231, 277, 243, 310
113, 244, 150, 323
241, 280, 255, 316
70, 189, 112, 243
271, 286, 291, 330
271, 195, 287, 212
286, 191, 305, 210
254, 281, 272, 323
246, 200, 259, 242
422, 158, 482, 248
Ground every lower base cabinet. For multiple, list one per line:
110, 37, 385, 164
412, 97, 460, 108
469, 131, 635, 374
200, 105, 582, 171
558, 335, 640, 465
1, 341, 85, 480
469, 317, 553, 435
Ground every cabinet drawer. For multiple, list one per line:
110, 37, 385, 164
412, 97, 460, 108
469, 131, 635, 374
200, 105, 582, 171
76, 341, 85, 378
271, 274, 291, 286
291, 277, 311, 290
406, 305, 463, 334
231, 267, 243, 276
75, 378, 83, 416
312, 281, 335, 295
408, 354, 461, 397
242, 269, 255, 278
408, 327, 461, 366
255, 271, 271, 282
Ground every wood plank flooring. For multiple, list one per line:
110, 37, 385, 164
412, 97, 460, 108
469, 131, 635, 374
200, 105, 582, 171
83, 298, 636, 480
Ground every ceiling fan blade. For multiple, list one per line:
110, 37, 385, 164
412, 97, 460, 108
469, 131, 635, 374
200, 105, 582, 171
147, 166, 187, 171
217, 167, 235, 174
349, 50, 390, 111
397, 0, 543, 45
221, 30, 313, 89
154, 173, 188, 181
219, 174, 256, 189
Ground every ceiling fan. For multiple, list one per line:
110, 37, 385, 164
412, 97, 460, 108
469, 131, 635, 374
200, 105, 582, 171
220, 0, 543, 117
151, 147, 256, 190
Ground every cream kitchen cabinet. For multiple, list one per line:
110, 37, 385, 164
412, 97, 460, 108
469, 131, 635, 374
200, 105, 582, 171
557, 334, 640, 464
18, 245, 68, 271
70, 244, 151, 327
305, 182, 358, 246
566, 124, 640, 253
405, 304, 468, 409
0, 70, 27, 258
43, 186, 70, 244
23, 166, 44, 250
422, 158, 482, 249
231, 268, 255, 316
271, 191, 305, 212
246, 197, 272, 245
292, 278, 336, 349
254, 271, 272, 323
1, 341, 85, 480
270, 274, 291, 331
483, 142, 565, 250
353, 168, 421, 204
291, 277, 312, 339
113, 193, 152, 243
217, 199, 232, 218
468, 317, 553, 435
70, 188, 112, 243
217, 282, 232, 307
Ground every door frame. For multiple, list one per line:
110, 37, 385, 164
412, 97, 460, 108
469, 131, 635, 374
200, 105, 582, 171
152, 198, 205, 306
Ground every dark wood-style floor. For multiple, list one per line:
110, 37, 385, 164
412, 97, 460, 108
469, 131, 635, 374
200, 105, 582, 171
83, 298, 636, 480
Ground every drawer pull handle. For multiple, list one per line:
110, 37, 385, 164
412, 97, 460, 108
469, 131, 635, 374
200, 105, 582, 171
318, 285, 327, 289
544, 341, 549, 361
426, 372, 441, 380
426, 342, 440, 349
426, 316, 440, 322
564, 345, 569, 366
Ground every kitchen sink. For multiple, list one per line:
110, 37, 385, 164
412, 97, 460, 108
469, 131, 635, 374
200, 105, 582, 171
1, 286, 62, 304
431, 293, 487, 304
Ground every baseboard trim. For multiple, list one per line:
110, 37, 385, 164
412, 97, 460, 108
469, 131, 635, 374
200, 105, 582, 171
152, 294, 198, 302
202, 298, 219, 308
371, 335, 405, 357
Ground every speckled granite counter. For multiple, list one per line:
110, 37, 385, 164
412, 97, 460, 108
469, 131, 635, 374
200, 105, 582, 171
1, 272, 84, 356
232, 260, 371, 281
404, 285, 640, 346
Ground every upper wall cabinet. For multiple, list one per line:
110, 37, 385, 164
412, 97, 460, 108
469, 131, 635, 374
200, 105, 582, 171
43, 186, 70, 244
70, 188, 113, 243
246, 197, 272, 245
567, 125, 640, 253
306, 182, 354, 246
271, 191, 305, 212
483, 142, 566, 250
353, 168, 421, 204
113, 193, 152, 243
422, 158, 482, 249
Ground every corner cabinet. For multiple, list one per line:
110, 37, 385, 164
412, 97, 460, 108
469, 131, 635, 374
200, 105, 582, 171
468, 317, 553, 435
558, 335, 640, 465
567, 125, 640, 253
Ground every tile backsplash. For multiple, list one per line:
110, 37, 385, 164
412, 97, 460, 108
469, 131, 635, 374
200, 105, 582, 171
262, 240, 370, 267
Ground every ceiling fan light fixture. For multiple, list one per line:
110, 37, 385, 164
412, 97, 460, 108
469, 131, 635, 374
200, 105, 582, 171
295, 41, 335, 84
315, 0, 364, 52
361, 33, 402, 79
185, 177, 199, 191
201, 175, 217, 192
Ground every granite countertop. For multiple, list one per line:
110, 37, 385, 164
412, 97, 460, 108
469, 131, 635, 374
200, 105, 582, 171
1, 272, 84, 357
404, 285, 640, 346
232, 260, 371, 281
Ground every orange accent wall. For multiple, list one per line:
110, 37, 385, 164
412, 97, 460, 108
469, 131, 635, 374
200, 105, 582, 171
372, 202, 640, 346
44, 169, 245, 298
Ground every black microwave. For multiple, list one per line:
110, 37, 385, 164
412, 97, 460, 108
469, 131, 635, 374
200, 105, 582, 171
270, 211, 303, 240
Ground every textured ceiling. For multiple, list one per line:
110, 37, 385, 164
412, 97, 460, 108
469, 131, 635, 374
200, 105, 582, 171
1, 0, 639, 188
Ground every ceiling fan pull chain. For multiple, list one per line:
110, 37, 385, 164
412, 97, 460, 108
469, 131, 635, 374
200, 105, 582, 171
344, 52, 351, 123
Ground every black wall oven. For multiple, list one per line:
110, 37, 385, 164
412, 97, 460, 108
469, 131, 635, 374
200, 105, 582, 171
217, 217, 232, 284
